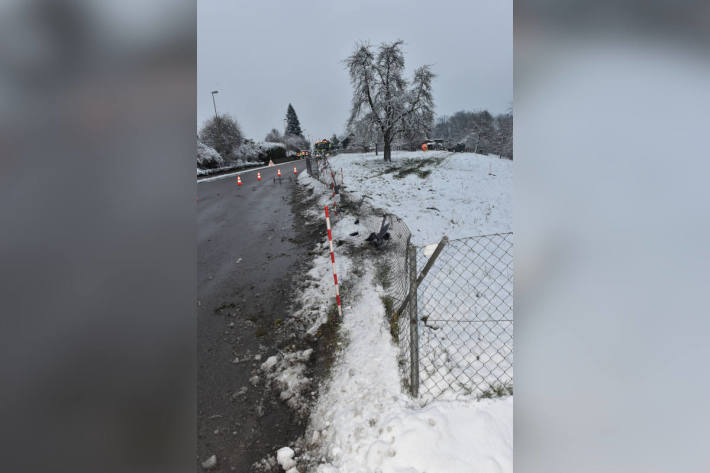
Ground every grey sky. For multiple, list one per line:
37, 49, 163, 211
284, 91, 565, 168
198, 0, 511, 142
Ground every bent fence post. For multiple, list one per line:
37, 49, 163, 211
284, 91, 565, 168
394, 235, 448, 320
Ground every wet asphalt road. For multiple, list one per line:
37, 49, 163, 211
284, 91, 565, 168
197, 160, 307, 472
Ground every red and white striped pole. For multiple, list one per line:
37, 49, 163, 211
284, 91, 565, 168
324, 205, 342, 318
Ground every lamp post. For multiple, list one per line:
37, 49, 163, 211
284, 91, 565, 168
211, 90, 219, 118
211, 90, 224, 155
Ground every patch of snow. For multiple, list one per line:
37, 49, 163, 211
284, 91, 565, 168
329, 215, 363, 243
276, 446, 297, 471
261, 349, 315, 411
297, 171, 341, 220
422, 243, 438, 257
289, 238, 352, 337
261, 355, 279, 371
201, 454, 217, 470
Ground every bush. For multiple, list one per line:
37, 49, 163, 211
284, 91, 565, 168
196, 141, 225, 169
199, 114, 243, 158
263, 143, 286, 162
237, 140, 286, 163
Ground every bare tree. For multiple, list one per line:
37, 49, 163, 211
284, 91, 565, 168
495, 111, 513, 159
345, 40, 434, 162
264, 128, 282, 143
282, 134, 309, 153
346, 116, 380, 151
433, 109, 512, 157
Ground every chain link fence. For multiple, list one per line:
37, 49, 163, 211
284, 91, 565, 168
305, 152, 412, 318
305, 156, 343, 189
305, 156, 513, 404
412, 234, 513, 402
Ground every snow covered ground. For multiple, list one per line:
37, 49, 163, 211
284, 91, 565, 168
278, 151, 512, 472
304, 269, 512, 473
327, 151, 512, 245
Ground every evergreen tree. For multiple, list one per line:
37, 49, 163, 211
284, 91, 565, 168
330, 134, 340, 148
285, 104, 303, 137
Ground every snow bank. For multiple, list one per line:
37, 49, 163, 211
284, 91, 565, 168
196, 159, 259, 177
197, 140, 287, 176
277, 447, 298, 472
373, 397, 513, 473
197, 140, 264, 176
289, 249, 352, 338
297, 171, 339, 219
261, 349, 315, 411
287, 173, 356, 336
306, 270, 512, 473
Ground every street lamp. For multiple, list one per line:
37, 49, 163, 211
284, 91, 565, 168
211, 90, 224, 154
211, 90, 219, 118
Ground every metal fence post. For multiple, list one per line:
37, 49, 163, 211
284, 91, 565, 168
408, 244, 419, 397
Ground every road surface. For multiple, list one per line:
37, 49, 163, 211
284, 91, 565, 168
197, 160, 308, 472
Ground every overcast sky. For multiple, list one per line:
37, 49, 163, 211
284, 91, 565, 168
198, 0, 511, 142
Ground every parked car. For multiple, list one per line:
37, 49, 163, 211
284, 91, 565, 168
426, 139, 447, 150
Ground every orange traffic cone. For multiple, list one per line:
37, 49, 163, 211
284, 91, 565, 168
257, 171, 262, 181
268, 160, 275, 167
277, 169, 281, 177
237, 175, 242, 186
293, 166, 298, 175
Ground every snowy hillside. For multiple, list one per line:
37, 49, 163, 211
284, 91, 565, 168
328, 150, 512, 245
